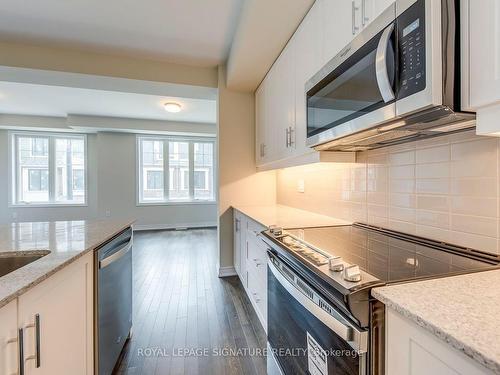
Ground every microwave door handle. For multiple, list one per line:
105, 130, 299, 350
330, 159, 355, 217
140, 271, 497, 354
375, 23, 395, 103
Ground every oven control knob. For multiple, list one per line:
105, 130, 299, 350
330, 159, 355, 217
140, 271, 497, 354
343, 264, 362, 282
269, 226, 283, 236
329, 256, 344, 272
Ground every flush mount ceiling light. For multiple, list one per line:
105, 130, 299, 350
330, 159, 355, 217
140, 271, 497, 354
164, 102, 182, 113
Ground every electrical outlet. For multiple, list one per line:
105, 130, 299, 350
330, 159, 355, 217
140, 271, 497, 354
297, 179, 305, 193
12, 212, 17, 221
105, 210, 111, 217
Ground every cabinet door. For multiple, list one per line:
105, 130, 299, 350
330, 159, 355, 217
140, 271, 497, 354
386, 309, 491, 375
266, 42, 295, 162
468, 0, 500, 108
361, 0, 394, 29
255, 81, 267, 166
18, 253, 93, 375
293, 1, 323, 158
239, 214, 248, 288
233, 211, 242, 276
321, 0, 354, 65
0, 301, 18, 375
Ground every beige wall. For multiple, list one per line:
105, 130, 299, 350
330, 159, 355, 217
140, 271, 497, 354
217, 64, 276, 271
0, 40, 217, 88
277, 130, 500, 255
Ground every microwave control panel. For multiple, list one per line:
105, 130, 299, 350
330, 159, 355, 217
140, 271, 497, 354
397, 0, 426, 100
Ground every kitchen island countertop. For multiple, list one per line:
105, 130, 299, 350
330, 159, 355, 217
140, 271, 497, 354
0, 219, 133, 308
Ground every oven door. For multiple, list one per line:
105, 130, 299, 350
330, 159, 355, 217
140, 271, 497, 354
267, 253, 368, 375
306, 4, 397, 148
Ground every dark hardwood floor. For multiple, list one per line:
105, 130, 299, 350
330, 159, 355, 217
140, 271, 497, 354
113, 228, 267, 375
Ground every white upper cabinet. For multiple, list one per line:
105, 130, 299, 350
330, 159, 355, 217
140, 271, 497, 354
462, 0, 500, 136
364, 0, 395, 27
261, 41, 296, 165
293, 0, 323, 158
255, 80, 267, 164
254, 0, 363, 170
273, 42, 296, 160
460, 0, 500, 136
467, 0, 500, 109
321, 0, 354, 64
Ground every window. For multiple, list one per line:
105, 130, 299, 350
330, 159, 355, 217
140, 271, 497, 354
137, 136, 215, 203
28, 169, 49, 191
72, 169, 85, 191
194, 170, 208, 190
31, 138, 48, 157
11, 132, 87, 205
146, 170, 163, 190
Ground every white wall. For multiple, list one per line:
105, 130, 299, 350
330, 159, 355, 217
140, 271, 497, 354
0, 130, 217, 227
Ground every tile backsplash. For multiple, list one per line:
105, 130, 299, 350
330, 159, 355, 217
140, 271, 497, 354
276, 130, 500, 255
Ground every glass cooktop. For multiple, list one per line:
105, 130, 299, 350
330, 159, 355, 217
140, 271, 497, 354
283, 224, 500, 284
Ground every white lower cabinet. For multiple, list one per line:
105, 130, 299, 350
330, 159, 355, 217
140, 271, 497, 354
0, 252, 93, 375
386, 309, 492, 375
0, 300, 18, 375
233, 211, 247, 288
233, 210, 267, 331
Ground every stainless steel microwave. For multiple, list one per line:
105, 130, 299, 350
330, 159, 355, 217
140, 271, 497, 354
306, 0, 475, 152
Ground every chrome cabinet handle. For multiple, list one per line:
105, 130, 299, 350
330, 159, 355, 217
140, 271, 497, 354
18, 328, 24, 375
99, 240, 132, 269
288, 126, 295, 147
252, 292, 261, 303
235, 218, 240, 232
375, 23, 396, 102
24, 314, 41, 368
361, 0, 368, 26
352, 1, 359, 35
253, 258, 264, 267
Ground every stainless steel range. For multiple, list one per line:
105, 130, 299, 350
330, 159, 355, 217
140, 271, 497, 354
261, 223, 500, 375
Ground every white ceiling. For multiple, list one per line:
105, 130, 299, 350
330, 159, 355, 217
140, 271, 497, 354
0, 81, 216, 123
226, 0, 314, 91
0, 0, 244, 67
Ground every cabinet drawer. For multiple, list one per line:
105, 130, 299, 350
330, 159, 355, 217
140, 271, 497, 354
247, 267, 267, 330
247, 234, 267, 284
246, 218, 266, 237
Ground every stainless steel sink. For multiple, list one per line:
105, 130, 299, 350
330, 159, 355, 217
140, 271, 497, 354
0, 251, 50, 278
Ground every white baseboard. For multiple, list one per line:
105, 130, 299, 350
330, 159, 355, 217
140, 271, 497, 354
133, 222, 217, 231
218, 266, 237, 278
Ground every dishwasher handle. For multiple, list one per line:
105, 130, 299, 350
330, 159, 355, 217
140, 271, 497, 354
99, 240, 132, 269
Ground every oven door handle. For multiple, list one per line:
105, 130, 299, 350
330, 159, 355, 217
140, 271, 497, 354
375, 22, 395, 103
268, 258, 367, 353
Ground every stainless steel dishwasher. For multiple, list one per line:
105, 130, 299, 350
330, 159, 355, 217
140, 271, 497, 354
95, 227, 133, 375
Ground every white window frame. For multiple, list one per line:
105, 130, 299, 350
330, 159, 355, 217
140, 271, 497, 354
9, 131, 88, 207
136, 135, 216, 205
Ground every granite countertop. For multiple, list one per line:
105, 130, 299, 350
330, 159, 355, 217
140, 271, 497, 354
372, 270, 500, 373
232, 204, 351, 229
0, 219, 133, 309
